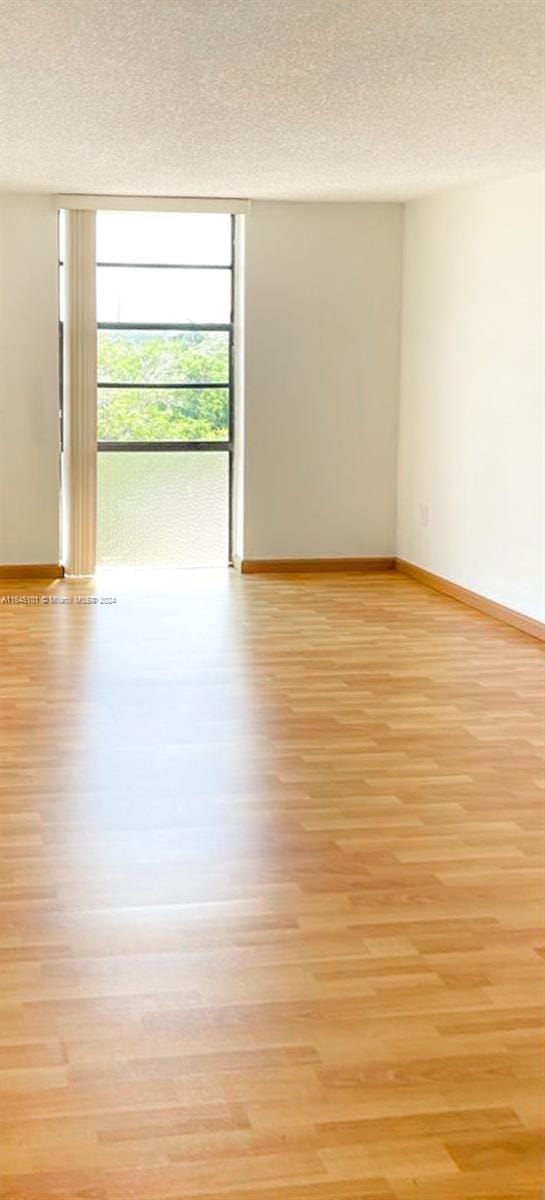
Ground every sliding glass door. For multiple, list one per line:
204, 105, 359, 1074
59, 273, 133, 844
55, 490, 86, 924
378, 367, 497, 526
95, 211, 234, 567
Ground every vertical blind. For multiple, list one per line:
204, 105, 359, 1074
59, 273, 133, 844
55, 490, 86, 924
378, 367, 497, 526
62, 210, 97, 575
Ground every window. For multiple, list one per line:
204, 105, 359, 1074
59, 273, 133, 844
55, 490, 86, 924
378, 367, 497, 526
95, 212, 234, 567
58, 211, 236, 569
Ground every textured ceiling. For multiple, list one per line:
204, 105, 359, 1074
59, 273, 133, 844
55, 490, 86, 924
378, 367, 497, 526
0, 0, 543, 200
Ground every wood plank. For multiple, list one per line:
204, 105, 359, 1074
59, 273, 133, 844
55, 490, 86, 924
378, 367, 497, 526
0, 569, 543, 1198
396, 558, 545, 642
0, 564, 64, 579
235, 557, 395, 573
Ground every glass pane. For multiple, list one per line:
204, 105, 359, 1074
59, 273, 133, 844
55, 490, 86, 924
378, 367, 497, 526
97, 452, 229, 566
98, 329, 229, 385
97, 211, 231, 265
97, 267, 230, 325
98, 388, 229, 442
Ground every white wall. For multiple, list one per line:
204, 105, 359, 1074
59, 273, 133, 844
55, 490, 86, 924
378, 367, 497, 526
397, 172, 545, 621
0, 194, 60, 563
1, 197, 402, 567
242, 202, 403, 559
2, 183, 542, 612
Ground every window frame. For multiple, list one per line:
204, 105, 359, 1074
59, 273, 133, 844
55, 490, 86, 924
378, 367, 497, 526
59, 212, 236, 563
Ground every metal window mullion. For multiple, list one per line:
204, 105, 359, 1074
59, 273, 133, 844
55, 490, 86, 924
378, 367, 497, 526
97, 322, 232, 332
63, 262, 232, 271
228, 214, 235, 564
97, 381, 229, 390
97, 440, 232, 452
96, 261, 232, 270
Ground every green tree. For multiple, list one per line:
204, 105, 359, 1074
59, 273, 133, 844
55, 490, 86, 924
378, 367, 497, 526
97, 331, 230, 441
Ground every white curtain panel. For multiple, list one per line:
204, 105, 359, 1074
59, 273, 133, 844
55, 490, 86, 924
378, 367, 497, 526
62, 209, 97, 576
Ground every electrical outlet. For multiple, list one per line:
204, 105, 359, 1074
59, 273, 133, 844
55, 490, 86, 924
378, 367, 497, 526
419, 504, 429, 527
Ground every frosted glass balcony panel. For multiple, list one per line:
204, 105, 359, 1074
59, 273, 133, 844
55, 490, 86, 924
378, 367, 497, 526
97, 452, 229, 567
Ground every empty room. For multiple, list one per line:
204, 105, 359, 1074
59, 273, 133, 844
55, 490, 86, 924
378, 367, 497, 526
0, 1, 544, 1198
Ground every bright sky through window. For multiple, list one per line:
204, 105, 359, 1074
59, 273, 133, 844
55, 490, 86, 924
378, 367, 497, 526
59, 212, 233, 325
59, 210, 232, 265
96, 212, 231, 265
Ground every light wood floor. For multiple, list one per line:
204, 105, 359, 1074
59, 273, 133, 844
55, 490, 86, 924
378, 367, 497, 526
0, 569, 543, 1200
